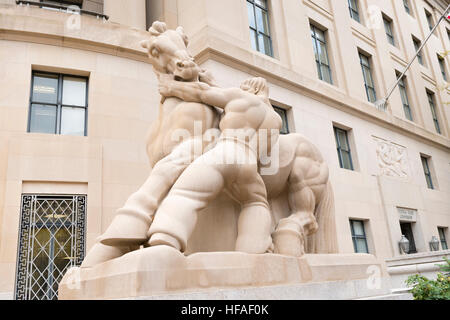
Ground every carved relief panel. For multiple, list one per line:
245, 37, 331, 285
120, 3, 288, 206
373, 136, 409, 178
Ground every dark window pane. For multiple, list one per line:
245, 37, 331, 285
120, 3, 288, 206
259, 34, 272, 56
355, 238, 369, 253
61, 107, 85, 136
320, 65, 332, 84
255, 8, 270, 34
30, 104, 57, 134
62, 77, 87, 107
341, 150, 353, 170
247, 2, 256, 29
249, 29, 258, 51
273, 106, 289, 134
32, 75, 58, 104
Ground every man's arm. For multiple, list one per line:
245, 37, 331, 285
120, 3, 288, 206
159, 80, 242, 109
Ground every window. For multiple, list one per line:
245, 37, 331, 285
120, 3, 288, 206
425, 10, 434, 32
427, 91, 441, 134
383, 16, 395, 46
350, 220, 369, 253
29, 72, 88, 136
397, 73, 413, 121
273, 106, 289, 134
310, 24, 333, 84
348, 0, 360, 23
421, 156, 434, 189
15, 195, 86, 300
359, 52, 377, 103
438, 227, 448, 250
403, 0, 411, 15
437, 55, 447, 81
334, 127, 354, 170
413, 37, 424, 66
247, 0, 273, 57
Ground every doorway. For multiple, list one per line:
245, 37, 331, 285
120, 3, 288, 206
400, 222, 417, 254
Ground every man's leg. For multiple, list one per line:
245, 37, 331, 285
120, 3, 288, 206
234, 169, 273, 254
99, 137, 204, 247
147, 157, 226, 252
82, 138, 204, 267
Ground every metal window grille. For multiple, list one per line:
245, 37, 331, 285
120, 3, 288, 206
311, 24, 333, 84
350, 220, 369, 253
14, 194, 86, 300
397, 74, 413, 121
272, 105, 289, 135
438, 227, 448, 250
247, 0, 273, 57
348, 0, 360, 23
421, 156, 434, 189
334, 127, 354, 171
427, 91, 441, 134
359, 52, 377, 103
28, 71, 88, 136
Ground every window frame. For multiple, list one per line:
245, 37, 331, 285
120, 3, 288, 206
383, 15, 395, 46
348, 0, 361, 23
412, 37, 424, 66
438, 227, 448, 250
272, 105, 289, 135
397, 73, 413, 121
426, 91, 441, 134
310, 24, 333, 84
247, 0, 273, 57
425, 9, 434, 32
349, 219, 369, 254
421, 156, 434, 189
437, 55, 447, 81
403, 0, 411, 15
359, 52, 377, 103
334, 126, 354, 171
28, 71, 89, 136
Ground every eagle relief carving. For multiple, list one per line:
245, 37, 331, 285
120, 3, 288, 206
373, 137, 409, 178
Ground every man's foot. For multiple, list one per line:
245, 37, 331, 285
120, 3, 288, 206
148, 232, 182, 251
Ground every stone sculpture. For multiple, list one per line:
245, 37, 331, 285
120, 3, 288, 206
374, 137, 409, 178
58, 22, 390, 301
80, 21, 337, 270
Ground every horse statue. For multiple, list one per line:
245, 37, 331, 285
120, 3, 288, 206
81, 21, 337, 268
81, 21, 220, 267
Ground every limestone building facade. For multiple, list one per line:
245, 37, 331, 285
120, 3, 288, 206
0, 0, 449, 299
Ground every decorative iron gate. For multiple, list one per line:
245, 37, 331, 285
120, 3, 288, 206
14, 194, 86, 300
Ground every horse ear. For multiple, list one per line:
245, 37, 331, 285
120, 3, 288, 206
176, 26, 189, 47
149, 21, 167, 36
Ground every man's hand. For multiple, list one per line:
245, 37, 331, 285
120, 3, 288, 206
158, 82, 171, 98
158, 73, 175, 98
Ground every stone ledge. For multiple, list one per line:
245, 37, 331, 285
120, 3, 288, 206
58, 246, 387, 300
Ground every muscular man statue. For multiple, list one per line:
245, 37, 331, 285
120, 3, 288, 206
147, 77, 282, 254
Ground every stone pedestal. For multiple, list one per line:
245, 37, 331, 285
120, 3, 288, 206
59, 246, 390, 300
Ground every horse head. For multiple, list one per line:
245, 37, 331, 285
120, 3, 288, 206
140, 21, 201, 83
